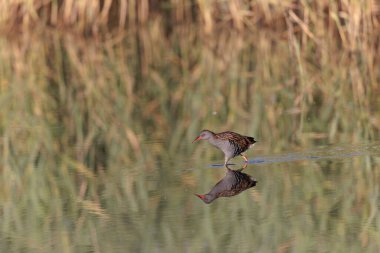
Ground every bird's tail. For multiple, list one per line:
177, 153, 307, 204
247, 136, 256, 145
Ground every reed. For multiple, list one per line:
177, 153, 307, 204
1, 0, 379, 39
1, 24, 380, 251
0, 1, 380, 252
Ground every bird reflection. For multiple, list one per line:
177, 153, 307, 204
195, 165, 257, 204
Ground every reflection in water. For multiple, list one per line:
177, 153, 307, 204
195, 166, 257, 204
1, 16, 380, 251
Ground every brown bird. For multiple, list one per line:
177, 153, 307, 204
192, 130, 257, 166
195, 167, 257, 204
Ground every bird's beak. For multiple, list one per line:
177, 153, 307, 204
192, 136, 202, 143
194, 194, 205, 200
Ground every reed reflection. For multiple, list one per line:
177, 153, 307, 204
195, 165, 257, 204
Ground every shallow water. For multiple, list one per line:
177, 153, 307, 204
85, 140, 380, 253
4, 130, 380, 253
4, 135, 380, 252
1, 30, 380, 252
251, 142, 380, 165
209, 142, 380, 167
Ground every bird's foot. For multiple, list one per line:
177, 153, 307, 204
238, 163, 248, 171
241, 155, 249, 163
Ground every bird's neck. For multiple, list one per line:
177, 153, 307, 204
205, 194, 217, 203
207, 134, 219, 146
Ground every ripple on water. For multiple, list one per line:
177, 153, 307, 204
208, 142, 380, 167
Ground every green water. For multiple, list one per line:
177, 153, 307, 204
0, 29, 380, 252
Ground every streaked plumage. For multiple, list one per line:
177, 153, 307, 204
195, 168, 257, 204
193, 130, 257, 165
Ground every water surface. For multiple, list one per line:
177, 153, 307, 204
0, 30, 380, 253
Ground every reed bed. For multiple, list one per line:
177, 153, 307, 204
0, 1, 380, 252
1, 0, 379, 40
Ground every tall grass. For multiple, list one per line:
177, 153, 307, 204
1, 0, 379, 39
0, 1, 380, 252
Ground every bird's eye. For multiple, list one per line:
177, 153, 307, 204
201, 134, 205, 137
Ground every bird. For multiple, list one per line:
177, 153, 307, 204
192, 130, 257, 166
195, 167, 257, 204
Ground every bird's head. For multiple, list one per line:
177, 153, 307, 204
194, 194, 215, 204
192, 130, 214, 143
249, 177, 257, 188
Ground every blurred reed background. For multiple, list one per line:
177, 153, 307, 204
0, 0, 380, 252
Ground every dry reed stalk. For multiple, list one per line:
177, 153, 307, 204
0, 0, 378, 42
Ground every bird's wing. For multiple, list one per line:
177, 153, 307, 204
217, 131, 254, 150
215, 131, 244, 141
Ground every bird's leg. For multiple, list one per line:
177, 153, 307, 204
224, 157, 229, 167
241, 154, 248, 163
237, 163, 248, 172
